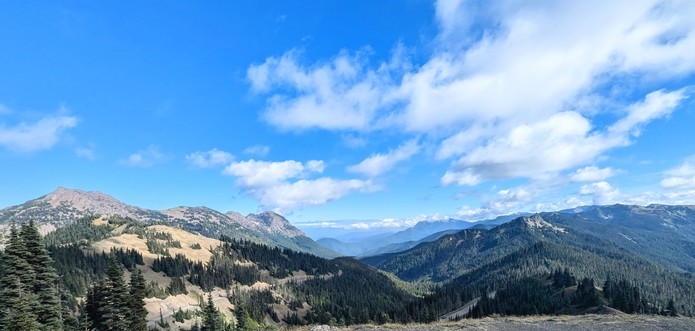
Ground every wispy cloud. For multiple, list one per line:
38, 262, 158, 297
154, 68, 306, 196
347, 139, 420, 177
75, 147, 96, 160
186, 148, 234, 168
243, 145, 270, 157
0, 110, 78, 153
120, 145, 167, 168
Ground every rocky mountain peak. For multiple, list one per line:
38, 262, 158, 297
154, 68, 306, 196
246, 211, 305, 237
522, 214, 566, 233
44, 187, 123, 208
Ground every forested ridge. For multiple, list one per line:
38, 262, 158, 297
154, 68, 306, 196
1, 211, 693, 330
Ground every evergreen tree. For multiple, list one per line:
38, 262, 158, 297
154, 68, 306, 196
85, 283, 104, 330
99, 257, 129, 331
21, 220, 63, 330
0, 225, 39, 330
202, 294, 223, 331
667, 299, 678, 317
127, 269, 148, 331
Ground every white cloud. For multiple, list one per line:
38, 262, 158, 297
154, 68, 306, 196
120, 145, 167, 168
441, 89, 685, 185
441, 169, 481, 186
186, 148, 234, 168
579, 181, 622, 205
223, 159, 322, 187
0, 115, 78, 153
661, 159, 695, 189
609, 89, 688, 137
297, 213, 450, 230
247, 49, 404, 131
253, 178, 377, 211
243, 145, 270, 157
249, 1, 695, 190
223, 159, 377, 211
75, 147, 96, 160
570, 166, 617, 182
347, 139, 420, 177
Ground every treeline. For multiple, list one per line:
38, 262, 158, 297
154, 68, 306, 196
50, 244, 144, 297
151, 237, 342, 292
411, 269, 680, 322
285, 258, 413, 326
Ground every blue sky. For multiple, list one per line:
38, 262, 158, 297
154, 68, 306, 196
1, 1, 695, 233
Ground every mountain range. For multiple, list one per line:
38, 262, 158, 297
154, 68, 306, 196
362, 206, 695, 316
317, 213, 530, 257
3, 188, 695, 326
0, 187, 337, 258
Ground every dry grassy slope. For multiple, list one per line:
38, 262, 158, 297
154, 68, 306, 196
89, 225, 234, 328
88, 224, 319, 329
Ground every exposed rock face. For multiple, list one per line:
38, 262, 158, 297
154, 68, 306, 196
246, 211, 305, 237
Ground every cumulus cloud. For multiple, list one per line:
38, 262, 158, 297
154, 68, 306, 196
120, 145, 167, 168
0, 114, 78, 153
249, 1, 695, 189
186, 148, 234, 168
347, 139, 420, 177
247, 48, 405, 131
441, 90, 685, 185
243, 145, 270, 157
570, 166, 617, 182
579, 181, 622, 205
223, 159, 378, 211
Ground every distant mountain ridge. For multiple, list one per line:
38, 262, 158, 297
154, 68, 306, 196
317, 213, 531, 257
0, 187, 337, 257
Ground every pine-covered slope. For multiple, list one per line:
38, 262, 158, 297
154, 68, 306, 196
0, 187, 337, 258
38, 217, 411, 329
545, 204, 695, 273
363, 214, 695, 316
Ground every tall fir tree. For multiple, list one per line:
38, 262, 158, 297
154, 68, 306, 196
21, 220, 63, 330
202, 294, 223, 331
85, 283, 105, 331
128, 269, 148, 331
98, 257, 130, 331
0, 225, 39, 330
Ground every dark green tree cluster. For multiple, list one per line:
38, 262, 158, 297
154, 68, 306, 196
44, 216, 113, 246
168, 277, 188, 295
50, 244, 144, 297
573, 278, 600, 308
201, 294, 233, 331
602, 275, 678, 315
85, 258, 147, 331
287, 258, 413, 326
0, 221, 62, 331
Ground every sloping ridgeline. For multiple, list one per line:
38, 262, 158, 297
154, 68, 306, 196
362, 214, 695, 318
